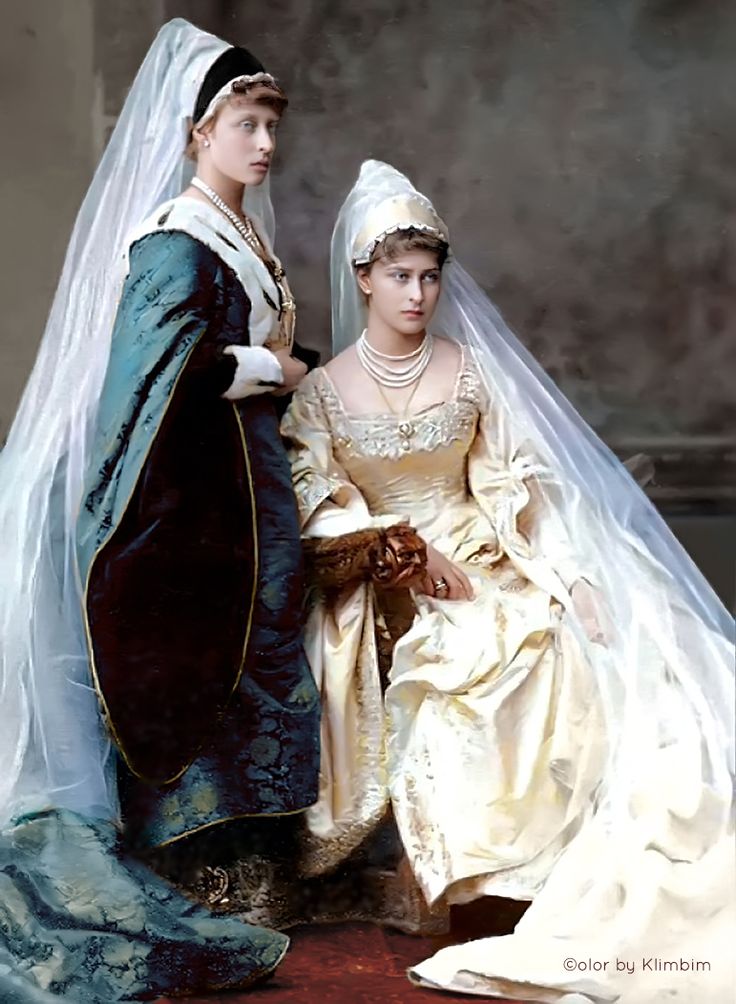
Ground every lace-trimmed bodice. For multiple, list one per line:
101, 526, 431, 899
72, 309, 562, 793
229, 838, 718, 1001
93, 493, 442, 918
313, 350, 484, 524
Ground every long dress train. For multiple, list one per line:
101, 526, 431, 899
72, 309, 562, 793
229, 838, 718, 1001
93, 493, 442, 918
0, 811, 287, 1003
281, 348, 734, 1002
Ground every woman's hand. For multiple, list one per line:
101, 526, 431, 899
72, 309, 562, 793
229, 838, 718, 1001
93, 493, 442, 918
417, 543, 474, 601
271, 347, 308, 394
570, 579, 612, 646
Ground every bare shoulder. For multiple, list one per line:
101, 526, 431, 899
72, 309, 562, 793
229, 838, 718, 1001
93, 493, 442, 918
431, 335, 463, 376
324, 344, 359, 382
432, 335, 462, 361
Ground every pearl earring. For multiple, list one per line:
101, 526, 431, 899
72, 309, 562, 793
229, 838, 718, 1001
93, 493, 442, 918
203, 139, 211, 148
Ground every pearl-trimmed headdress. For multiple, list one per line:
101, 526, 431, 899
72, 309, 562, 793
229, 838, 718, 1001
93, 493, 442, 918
351, 193, 450, 266
194, 72, 280, 128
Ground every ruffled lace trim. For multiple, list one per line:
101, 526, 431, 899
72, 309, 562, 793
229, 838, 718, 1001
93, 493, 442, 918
317, 354, 483, 462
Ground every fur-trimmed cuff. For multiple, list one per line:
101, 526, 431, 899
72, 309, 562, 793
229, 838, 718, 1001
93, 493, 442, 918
221, 345, 284, 400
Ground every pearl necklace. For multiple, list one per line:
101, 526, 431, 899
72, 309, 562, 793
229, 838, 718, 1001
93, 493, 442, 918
191, 176, 260, 248
190, 176, 295, 346
357, 330, 434, 388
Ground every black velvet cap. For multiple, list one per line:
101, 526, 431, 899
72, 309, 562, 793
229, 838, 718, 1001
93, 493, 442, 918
193, 46, 267, 123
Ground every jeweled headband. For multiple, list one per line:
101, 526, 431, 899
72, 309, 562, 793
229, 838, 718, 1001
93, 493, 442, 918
193, 46, 279, 127
352, 194, 450, 266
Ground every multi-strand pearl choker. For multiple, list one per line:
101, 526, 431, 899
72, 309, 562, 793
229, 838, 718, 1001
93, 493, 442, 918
356, 330, 434, 388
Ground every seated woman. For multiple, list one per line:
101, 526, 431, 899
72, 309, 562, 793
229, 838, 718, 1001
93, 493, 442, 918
281, 160, 734, 1002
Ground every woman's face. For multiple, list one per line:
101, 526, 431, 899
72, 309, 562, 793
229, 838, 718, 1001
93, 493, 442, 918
200, 90, 280, 187
357, 249, 442, 336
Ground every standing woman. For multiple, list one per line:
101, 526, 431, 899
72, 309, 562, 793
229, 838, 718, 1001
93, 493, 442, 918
0, 19, 319, 1002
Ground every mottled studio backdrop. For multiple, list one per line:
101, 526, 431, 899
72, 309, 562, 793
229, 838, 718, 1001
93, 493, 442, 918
1, 0, 734, 593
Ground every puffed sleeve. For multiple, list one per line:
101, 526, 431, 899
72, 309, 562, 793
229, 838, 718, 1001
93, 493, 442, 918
467, 377, 591, 602
280, 370, 353, 528
281, 370, 409, 538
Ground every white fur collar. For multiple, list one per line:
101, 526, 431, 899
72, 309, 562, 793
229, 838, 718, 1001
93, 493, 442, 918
124, 196, 282, 348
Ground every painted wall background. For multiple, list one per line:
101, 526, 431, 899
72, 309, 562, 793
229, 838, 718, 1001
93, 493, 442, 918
1, 0, 733, 597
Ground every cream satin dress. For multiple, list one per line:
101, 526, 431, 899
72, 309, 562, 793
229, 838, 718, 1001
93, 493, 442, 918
283, 349, 604, 899
282, 346, 734, 1003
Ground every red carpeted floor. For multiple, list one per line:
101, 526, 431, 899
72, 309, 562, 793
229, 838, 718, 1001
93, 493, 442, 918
157, 903, 525, 1004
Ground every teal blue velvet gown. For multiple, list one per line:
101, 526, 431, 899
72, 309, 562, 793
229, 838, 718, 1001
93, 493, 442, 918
0, 223, 320, 1001
77, 228, 320, 850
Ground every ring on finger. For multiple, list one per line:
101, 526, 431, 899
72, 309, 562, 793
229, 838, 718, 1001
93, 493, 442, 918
433, 576, 450, 596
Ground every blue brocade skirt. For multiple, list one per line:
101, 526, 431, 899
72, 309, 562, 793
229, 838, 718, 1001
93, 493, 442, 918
0, 810, 287, 1003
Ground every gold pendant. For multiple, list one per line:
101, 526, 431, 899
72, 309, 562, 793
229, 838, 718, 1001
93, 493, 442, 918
398, 421, 415, 449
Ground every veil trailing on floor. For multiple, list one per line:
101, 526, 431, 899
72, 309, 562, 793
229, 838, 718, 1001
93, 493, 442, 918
328, 158, 735, 1002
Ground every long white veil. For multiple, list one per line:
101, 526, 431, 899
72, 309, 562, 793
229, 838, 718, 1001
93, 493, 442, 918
331, 161, 734, 838
0, 19, 276, 827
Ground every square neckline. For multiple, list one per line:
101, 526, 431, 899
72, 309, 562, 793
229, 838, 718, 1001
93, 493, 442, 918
318, 342, 467, 422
